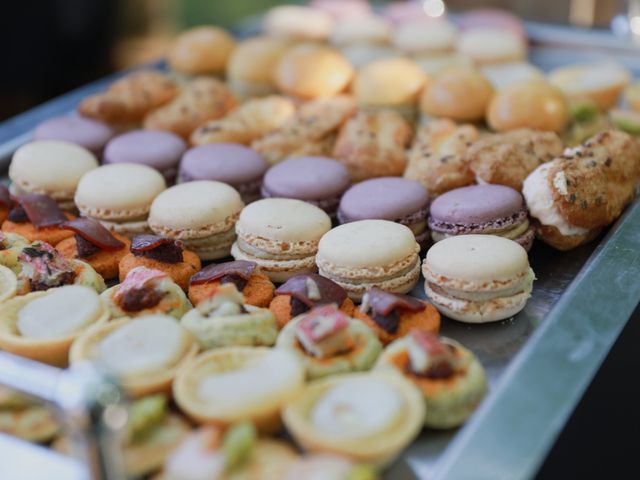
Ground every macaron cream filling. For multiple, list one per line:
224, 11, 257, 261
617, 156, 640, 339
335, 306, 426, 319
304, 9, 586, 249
523, 162, 589, 237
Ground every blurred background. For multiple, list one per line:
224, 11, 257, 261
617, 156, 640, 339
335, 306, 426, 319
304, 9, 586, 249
0, 0, 638, 121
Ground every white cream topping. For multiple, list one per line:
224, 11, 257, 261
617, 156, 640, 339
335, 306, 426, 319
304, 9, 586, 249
17, 286, 100, 338
522, 163, 589, 236
97, 316, 186, 375
198, 350, 301, 411
164, 429, 225, 480
310, 378, 402, 439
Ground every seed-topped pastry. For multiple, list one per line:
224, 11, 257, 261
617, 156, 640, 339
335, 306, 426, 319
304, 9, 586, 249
376, 330, 487, 428
276, 304, 382, 380
181, 283, 278, 349
119, 234, 201, 291
353, 288, 440, 345
189, 260, 275, 308
173, 347, 304, 432
102, 267, 192, 319
2, 193, 74, 245
70, 314, 198, 397
0, 285, 110, 366
13, 241, 105, 295
269, 273, 355, 329
157, 423, 298, 480
56, 217, 130, 280
283, 371, 425, 467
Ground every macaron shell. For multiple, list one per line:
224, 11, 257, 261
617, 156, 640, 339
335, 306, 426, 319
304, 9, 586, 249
339, 177, 428, 222
32, 116, 115, 154
317, 219, 418, 269
149, 181, 244, 236
424, 234, 529, 283
179, 143, 268, 185
75, 163, 166, 220
236, 198, 332, 242
261, 156, 351, 200
103, 130, 186, 175
10, 141, 98, 199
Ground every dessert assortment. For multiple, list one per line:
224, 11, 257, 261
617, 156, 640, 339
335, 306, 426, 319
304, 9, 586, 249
2, 1, 640, 478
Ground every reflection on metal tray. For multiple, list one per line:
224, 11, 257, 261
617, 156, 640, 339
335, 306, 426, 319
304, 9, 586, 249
0, 25, 640, 480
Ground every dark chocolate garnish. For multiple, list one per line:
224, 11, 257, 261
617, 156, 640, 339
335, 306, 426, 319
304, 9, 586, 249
373, 310, 400, 334
75, 234, 101, 258
131, 235, 183, 264
7, 206, 29, 223
189, 261, 256, 287
16, 194, 67, 228
290, 297, 310, 317
276, 273, 347, 309
365, 288, 424, 316
64, 217, 125, 252
118, 287, 164, 312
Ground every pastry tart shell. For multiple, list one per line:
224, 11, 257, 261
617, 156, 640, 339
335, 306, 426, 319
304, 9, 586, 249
0, 265, 18, 303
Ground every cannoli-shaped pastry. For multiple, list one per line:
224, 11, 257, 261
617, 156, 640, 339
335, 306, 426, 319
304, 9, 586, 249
404, 119, 478, 197
465, 128, 563, 191
2, 194, 74, 245
269, 273, 355, 329
375, 330, 487, 428
181, 283, 278, 349
188, 260, 275, 308
333, 110, 412, 181
102, 267, 192, 319
78, 70, 178, 126
252, 95, 356, 165
56, 217, 130, 280
119, 234, 201, 291
144, 77, 236, 139
353, 288, 440, 345
523, 130, 640, 250
190, 95, 295, 146
276, 304, 382, 380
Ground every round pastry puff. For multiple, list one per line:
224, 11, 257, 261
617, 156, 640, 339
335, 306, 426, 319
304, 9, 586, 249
0, 286, 110, 367
375, 337, 487, 429
282, 371, 425, 468
0, 265, 18, 303
276, 316, 382, 380
69, 316, 199, 398
173, 347, 305, 434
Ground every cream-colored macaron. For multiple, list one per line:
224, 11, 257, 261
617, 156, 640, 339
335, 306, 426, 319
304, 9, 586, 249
226, 36, 292, 99
353, 57, 427, 120
74, 163, 166, 237
422, 234, 534, 323
457, 28, 526, 64
316, 220, 421, 301
393, 20, 458, 57
231, 198, 332, 282
414, 54, 473, 76
481, 62, 544, 91
330, 14, 392, 47
487, 80, 569, 133
9, 140, 98, 211
149, 180, 244, 261
275, 43, 354, 99
167, 26, 236, 76
548, 62, 631, 111
264, 5, 333, 42
420, 67, 494, 122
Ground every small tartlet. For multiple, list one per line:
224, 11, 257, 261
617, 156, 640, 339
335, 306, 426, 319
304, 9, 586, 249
70, 315, 199, 397
283, 371, 425, 467
0, 265, 18, 303
0, 286, 110, 366
173, 346, 305, 433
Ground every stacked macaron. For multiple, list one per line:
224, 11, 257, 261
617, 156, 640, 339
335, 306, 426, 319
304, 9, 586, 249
428, 184, 535, 251
232, 198, 332, 282
317, 219, 421, 300
338, 177, 430, 245
32, 115, 115, 156
149, 181, 244, 261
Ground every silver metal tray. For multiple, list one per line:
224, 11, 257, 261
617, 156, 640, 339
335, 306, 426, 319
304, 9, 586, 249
1, 25, 639, 480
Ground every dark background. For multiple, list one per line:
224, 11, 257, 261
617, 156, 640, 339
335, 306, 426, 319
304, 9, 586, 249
0, 1, 638, 478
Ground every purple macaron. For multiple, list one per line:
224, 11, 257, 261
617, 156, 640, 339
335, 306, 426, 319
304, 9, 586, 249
428, 184, 535, 251
33, 115, 115, 156
261, 156, 351, 216
179, 143, 269, 203
338, 177, 430, 244
103, 129, 187, 182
